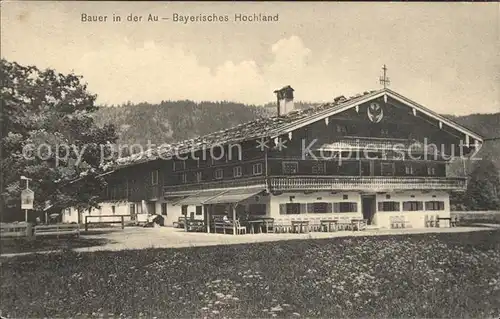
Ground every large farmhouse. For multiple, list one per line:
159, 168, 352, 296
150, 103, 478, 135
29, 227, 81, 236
63, 86, 483, 230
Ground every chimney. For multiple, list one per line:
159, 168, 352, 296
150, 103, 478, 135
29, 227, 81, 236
273, 85, 295, 116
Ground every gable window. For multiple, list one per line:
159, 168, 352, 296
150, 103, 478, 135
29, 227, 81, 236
405, 164, 414, 175
233, 166, 242, 178
282, 161, 299, 174
403, 201, 423, 211
381, 163, 395, 176
427, 166, 436, 176
214, 168, 223, 180
311, 161, 326, 174
195, 171, 202, 182
252, 163, 263, 176
173, 161, 186, 171
425, 201, 445, 211
378, 201, 400, 212
336, 124, 347, 134
151, 170, 159, 185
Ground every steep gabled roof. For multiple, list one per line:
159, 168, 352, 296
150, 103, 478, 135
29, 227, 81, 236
114, 88, 483, 169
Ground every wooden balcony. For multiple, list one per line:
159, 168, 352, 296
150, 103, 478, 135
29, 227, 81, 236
268, 175, 466, 192
163, 176, 267, 196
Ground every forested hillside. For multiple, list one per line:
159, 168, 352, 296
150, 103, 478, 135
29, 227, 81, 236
93, 101, 499, 165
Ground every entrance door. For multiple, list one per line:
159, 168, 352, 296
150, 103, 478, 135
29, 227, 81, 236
129, 204, 136, 221
361, 195, 376, 225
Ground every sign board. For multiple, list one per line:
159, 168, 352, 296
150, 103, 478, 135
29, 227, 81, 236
21, 189, 35, 210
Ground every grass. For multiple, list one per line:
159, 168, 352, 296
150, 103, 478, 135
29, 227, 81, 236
0, 236, 110, 255
1, 230, 499, 318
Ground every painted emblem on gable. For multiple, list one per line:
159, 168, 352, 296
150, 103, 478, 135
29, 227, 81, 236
367, 102, 384, 123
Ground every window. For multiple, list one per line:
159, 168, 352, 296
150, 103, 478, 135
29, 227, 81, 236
253, 163, 263, 175
312, 162, 326, 174
333, 202, 358, 213
181, 173, 187, 184
378, 201, 400, 212
336, 125, 347, 134
233, 166, 242, 178
425, 201, 445, 211
405, 165, 414, 175
427, 166, 436, 176
381, 163, 395, 176
403, 201, 424, 211
151, 170, 159, 185
129, 204, 135, 215
161, 203, 167, 215
279, 203, 306, 215
196, 171, 202, 182
342, 194, 349, 200
111, 205, 116, 214
196, 206, 203, 216
181, 205, 188, 216
282, 161, 299, 174
214, 168, 223, 180
307, 202, 332, 214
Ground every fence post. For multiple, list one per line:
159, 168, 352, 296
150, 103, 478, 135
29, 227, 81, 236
121, 215, 124, 230
85, 215, 88, 232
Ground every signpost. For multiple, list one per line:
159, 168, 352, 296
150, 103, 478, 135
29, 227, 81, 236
20, 176, 34, 222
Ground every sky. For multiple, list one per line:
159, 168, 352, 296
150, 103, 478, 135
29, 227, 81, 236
2, 1, 499, 115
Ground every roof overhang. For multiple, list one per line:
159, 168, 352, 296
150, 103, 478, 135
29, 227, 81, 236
271, 88, 484, 144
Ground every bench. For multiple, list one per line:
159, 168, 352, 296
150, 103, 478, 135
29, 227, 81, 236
213, 219, 246, 235
85, 215, 129, 231
34, 224, 80, 238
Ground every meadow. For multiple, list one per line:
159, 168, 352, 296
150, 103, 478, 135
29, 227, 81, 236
1, 230, 499, 318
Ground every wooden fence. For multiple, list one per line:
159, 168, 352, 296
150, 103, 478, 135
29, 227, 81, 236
85, 215, 130, 231
0, 223, 32, 239
34, 224, 80, 238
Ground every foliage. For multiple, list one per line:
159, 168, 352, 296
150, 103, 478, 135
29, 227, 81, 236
465, 157, 500, 210
0, 59, 118, 221
1, 231, 499, 318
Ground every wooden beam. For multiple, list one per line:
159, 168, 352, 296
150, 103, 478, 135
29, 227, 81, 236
232, 204, 237, 235
205, 205, 210, 233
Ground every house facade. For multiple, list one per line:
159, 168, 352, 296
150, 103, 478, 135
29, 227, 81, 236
63, 87, 483, 229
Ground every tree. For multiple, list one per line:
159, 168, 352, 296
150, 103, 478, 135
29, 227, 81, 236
0, 59, 117, 222
464, 157, 500, 210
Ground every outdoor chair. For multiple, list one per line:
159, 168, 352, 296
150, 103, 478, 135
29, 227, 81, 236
429, 215, 435, 228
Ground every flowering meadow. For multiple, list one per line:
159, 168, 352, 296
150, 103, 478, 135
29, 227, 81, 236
1, 230, 499, 318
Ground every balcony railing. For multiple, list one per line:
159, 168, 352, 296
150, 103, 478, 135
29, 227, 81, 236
269, 175, 466, 192
163, 176, 267, 196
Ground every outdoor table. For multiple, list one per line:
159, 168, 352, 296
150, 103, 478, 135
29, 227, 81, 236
291, 220, 309, 233
437, 217, 452, 228
320, 220, 338, 232
247, 220, 264, 234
